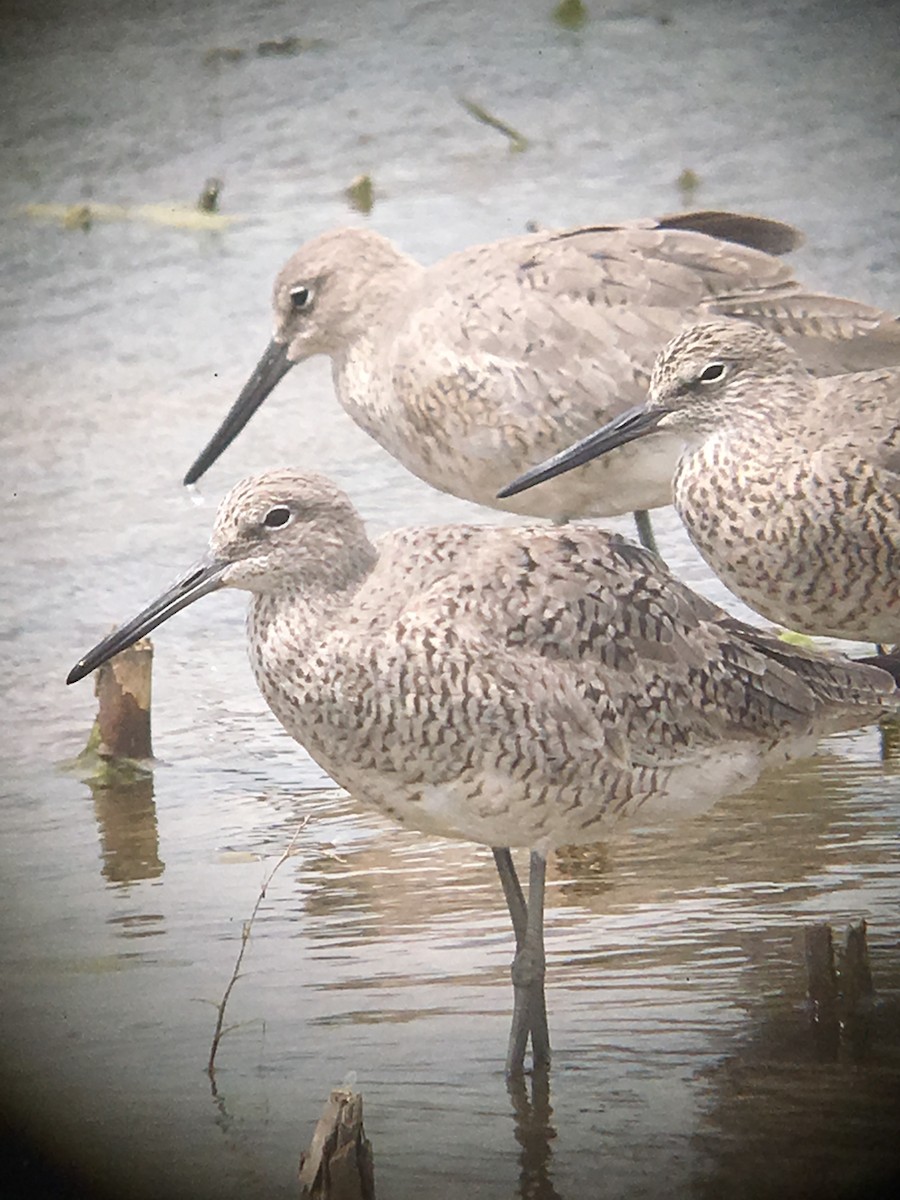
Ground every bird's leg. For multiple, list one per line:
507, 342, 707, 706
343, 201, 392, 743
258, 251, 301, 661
558, 507, 660, 562
522, 851, 550, 1070
495, 848, 550, 1075
493, 849, 550, 1070
493, 847, 528, 945
633, 509, 660, 556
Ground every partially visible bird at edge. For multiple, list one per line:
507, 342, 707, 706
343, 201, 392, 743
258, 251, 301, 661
500, 319, 900, 649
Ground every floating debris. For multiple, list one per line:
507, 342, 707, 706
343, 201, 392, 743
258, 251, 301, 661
257, 35, 329, 56
458, 96, 529, 153
22, 200, 239, 232
203, 46, 246, 67
197, 177, 223, 213
63, 204, 92, 232
344, 173, 374, 215
676, 167, 701, 203
553, 0, 588, 31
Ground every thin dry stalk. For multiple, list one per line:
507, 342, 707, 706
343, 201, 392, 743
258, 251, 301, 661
207, 817, 308, 1077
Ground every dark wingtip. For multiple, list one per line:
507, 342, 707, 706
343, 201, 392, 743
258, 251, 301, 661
657, 211, 804, 256
855, 652, 900, 688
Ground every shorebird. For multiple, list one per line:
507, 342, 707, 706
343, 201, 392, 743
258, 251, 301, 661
183, 212, 899, 552
500, 320, 900, 646
68, 470, 898, 1073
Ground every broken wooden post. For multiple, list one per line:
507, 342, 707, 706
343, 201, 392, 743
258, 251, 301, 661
73, 639, 154, 787
805, 919, 876, 1060
298, 1087, 375, 1200
839, 920, 873, 1010
92, 638, 153, 761
804, 922, 840, 1059
837, 919, 874, 1057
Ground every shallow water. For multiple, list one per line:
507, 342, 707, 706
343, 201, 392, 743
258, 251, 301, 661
1, 1, 899, 1197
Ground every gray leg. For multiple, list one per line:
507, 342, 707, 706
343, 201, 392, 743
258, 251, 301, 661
633, 509, 659, 556
497, 849, 550, 1075
557, 509, 659, 558
493, 847, 527, 945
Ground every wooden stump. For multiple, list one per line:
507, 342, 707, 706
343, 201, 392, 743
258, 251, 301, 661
93, 639, 153, 761
298, 1088, 375, 1200
805, 922, 840, 1058
74, 640, 154, 787
805, 919, 875, 1059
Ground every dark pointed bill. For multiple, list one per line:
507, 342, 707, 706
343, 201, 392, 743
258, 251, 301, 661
497, 403, 670, 500
66, 556, 228, 685
183, 339, 294, 486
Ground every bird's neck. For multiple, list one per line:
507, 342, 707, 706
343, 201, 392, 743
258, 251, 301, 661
672, 414, 803, 535
330, 256, 424, 419
335, 253, 422, 353
331, 335, 399, 440
245, 555, 374, 738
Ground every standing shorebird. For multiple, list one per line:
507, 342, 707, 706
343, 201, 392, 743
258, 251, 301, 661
183, 212, 899, 552
500, 320, 900, 646
68, 470, 898, 1074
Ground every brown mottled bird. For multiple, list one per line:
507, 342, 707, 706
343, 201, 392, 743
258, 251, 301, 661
69, 470, 898, 1073
501, 320, 900, 645
183, 213, 899, 552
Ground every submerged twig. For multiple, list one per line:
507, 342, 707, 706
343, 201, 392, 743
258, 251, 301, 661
207, 817, 309, 1077
458, 96, 529, 153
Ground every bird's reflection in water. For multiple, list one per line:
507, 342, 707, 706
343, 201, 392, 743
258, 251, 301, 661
508, 1067, 563, 1200
553, 842, 612, 907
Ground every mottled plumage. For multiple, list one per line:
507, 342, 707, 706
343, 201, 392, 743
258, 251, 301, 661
68, 470, 897, 1072
502, 321, 900, 644
183, 214, 900, 529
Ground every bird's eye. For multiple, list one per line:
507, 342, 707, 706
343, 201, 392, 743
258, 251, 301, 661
263, 505, 293, 529
698, 361, 728, 384
289, 285, 313, 311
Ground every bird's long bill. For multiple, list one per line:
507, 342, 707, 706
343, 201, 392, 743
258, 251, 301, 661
497, 404, 669, 499
183, 339, 294, 485
66, 556, 228, 685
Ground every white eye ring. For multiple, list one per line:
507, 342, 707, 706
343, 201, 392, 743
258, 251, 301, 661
698, 361, 728, 384
263, 505, 293, 530
289, 285, 314, 311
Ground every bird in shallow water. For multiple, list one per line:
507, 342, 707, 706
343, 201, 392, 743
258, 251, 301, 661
182, 212, 900, 554
68, 470, 898, 1074
500, 319, 900, 647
